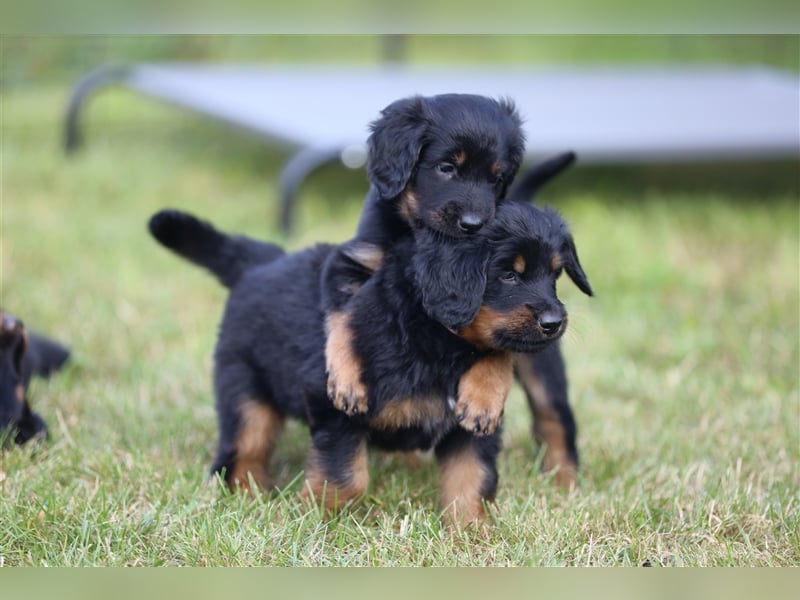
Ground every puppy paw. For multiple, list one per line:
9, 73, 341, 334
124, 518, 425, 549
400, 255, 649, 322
452, 353, 513, 436
327, 372, 369, 416
325, 311, 369, 416
450, 396, 504, 437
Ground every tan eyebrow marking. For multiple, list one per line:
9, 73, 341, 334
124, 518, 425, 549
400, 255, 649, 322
513, 255, 526, 274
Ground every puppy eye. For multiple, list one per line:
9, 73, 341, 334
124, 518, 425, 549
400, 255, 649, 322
437, 162, 456, 177
500, 271, 519, 284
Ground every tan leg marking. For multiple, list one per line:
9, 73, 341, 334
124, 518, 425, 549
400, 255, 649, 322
301, 440, 369, 512
514, 356, 577, 489
454, 353, 513, 436
229, 400, 285, 493
439, 444, 489, 528
325, 311, 368, 416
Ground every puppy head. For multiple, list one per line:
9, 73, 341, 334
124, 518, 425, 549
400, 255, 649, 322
0, 311, 31, 444
458, 202, 592, 352
368, 93, 525, 238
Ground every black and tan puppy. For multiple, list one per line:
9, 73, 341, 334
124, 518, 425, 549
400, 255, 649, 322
0, 310, 70, 446
504, 156, 585, 488
149, 199, 591, 525
322, 94, 525, 418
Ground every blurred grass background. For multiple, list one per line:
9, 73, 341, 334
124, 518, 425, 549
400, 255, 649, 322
0, 35, 797, 566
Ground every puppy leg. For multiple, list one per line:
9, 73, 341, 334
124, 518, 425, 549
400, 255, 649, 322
213, 398, 285, 494
513, 345, 578, 489
301, 415, 369, 512
322, 244, 382, 417
325, 310, 368, 416
453, 352, 513, 436
435, 428, 501, 528
213, 360, 284, 494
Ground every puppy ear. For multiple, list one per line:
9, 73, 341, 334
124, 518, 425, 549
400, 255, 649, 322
367, 96, 428, 199
561, 236, 593, 297
413, 231, 489, 330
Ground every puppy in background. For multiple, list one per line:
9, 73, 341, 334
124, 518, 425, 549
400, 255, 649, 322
0, 310, 70, 446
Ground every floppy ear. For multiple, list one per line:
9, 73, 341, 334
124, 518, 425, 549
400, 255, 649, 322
367, 96, 428, 199
561, 236, 593, 297
412, 230, 489, 330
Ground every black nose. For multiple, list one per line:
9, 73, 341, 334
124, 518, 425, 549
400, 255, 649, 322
458, 213, 485, 234
538, 311, 564, 337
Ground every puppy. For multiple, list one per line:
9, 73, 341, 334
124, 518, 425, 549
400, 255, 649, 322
323, 94, 525, 418
0, 310, 70, 446
149, 199, 591, 525
504, 156, 585, 488
151, 152, 582, 486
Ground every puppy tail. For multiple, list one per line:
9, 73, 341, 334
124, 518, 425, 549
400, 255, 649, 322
507, 151, 576, 203
148, 209, 285, 288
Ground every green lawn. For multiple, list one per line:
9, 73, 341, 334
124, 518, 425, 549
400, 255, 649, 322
1, 37, 798, 566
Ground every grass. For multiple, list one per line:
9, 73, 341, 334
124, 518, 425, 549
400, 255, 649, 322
0, 37, 798, 566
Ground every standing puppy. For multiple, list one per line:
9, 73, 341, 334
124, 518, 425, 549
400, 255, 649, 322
149, 199, 591, 526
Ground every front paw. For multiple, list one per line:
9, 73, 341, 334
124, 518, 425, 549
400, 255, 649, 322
327, 374, 368, 416
451, 397, 503, 437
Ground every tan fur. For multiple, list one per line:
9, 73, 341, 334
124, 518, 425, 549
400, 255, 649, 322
369, 395, 448, 430
398, 189, 420, 224
229, 400, 285, 492
458, 306, 502, 348
439, 444, 489, 527
453, 150, 467, 166
343, 243, 384, 273
326, 311, 368, 415
302, 440, 369, 511
551, 252, 563, 272
453, 353, 513, 436
514, 356, 577, 489
513, 255, 526, 274
459, 305, 536, 347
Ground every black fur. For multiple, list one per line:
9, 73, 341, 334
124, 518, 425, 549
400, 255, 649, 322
149, 199, 591, 516
149, 152, 586, 486
0, 311, 70, 446
325, 93, 525, 331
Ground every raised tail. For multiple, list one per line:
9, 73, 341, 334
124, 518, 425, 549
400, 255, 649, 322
148, 209, 285, 288
507, 151, 576, 203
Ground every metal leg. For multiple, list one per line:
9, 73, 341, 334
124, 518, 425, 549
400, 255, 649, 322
278, 146, 351, 235
64, 64, 132, 153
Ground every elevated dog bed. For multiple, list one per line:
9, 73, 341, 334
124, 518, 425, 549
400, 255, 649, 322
65, 63, 800, 232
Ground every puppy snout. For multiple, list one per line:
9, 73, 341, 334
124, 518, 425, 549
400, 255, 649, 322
458, 212, 486, 234
537, 310, 565, 337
